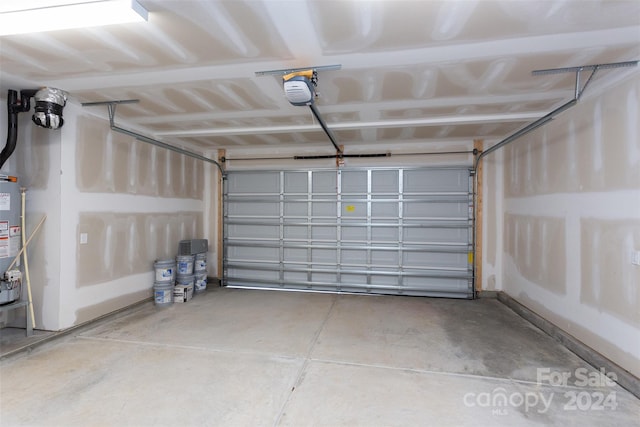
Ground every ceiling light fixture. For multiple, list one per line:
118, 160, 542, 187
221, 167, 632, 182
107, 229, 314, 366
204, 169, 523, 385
0, 0, 148, 36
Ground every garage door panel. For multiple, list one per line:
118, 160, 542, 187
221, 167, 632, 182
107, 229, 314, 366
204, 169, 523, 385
404, 201, 467, 218
371, 226, 399, 242
228, 202, 279, 216
228, 172, 280, 193
284, 271, 307, 282
402, 251, 467, 268
371, 273, 400, 286
313, 272, 337, 283
341, 202, 367, 217
311, 226, 337, 240
312, 171, 337, 192
284, 248, 307, 262
371, 250, 399, 266
340, 273, 368, 285
312, 249, 336, 263
342, 249, 367, 264
403, 276, 469, 291
284, 202, 307, 217
312, 202, 336, 217
341, 226, 367, 241
224, 167, 474, 298
403, 227, 468, 243
404, 169, 468, 193
228, 268, 279, 281
341, 170, 368, 193
284, 225, 307, 239
371, 201, 398, 217
228, 245, 278, 261
228, 224, 279, 239
371, 170, 399, 192
284, 171, 308, 192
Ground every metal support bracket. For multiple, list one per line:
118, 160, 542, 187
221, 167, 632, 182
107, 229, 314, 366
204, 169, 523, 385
533, 61, 639, 101
475, 60, 638, 169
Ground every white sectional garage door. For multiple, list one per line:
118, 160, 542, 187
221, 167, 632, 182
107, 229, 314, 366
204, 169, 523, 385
223, 167, 474, 298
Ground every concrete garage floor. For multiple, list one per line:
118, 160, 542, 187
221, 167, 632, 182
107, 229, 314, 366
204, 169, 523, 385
1, 288, 639, 426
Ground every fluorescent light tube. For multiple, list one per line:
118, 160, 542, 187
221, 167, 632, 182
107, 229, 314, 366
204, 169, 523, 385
0, 0, 148, 36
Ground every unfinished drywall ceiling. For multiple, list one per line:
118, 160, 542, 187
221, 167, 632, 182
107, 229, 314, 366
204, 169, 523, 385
0, 0, 638, 151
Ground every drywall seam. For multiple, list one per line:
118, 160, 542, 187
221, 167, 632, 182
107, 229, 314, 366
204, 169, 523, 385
503, 254, 639, 358
504, 190, 640, 219
74, 271, 153, 310
59, 103, 207, 328
72, 193, 204, 213
565, 213, 581, 303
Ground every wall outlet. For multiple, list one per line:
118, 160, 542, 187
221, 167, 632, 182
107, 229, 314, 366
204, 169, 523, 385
632, 251, 640, 266
80, 233, 88, 245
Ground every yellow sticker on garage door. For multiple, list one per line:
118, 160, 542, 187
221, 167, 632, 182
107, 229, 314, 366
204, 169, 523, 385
345, 205, 355, 212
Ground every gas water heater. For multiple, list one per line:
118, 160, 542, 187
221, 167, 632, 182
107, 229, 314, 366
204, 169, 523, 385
0, 179, 22, 305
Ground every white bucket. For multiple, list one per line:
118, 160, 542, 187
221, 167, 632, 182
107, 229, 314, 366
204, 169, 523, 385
154, 259, 176, 283
195, 273, 207, 292
153, 282, 174, 307
194, 253, 207, 273
176, 255, 194, 276
176, 274, 195, 288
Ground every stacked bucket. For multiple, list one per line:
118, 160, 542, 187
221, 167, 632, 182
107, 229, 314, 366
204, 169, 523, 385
175, 254, 195, 302
153, 259, 176, 307
152, 239, 208, 307
194, 253, 207, 292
